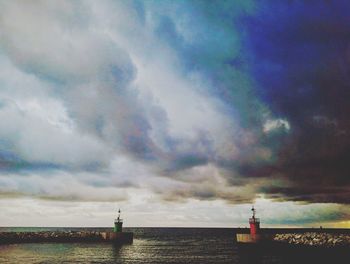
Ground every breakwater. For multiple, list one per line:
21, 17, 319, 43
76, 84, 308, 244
0, 231, 133, 244
274, 232, 350, 247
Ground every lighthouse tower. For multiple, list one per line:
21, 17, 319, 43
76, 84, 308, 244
236, 206, 266, 244
114, 209, 123, 233
249, 206, 260, 236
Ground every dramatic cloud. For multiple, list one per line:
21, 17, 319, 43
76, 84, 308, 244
0, 0, 349, 226
239, 1, 350, 203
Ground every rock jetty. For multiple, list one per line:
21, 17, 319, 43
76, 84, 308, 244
0, 231, 132, 244
274, 232, 350, 247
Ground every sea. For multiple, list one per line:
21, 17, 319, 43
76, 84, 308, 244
0, 227, 349, 264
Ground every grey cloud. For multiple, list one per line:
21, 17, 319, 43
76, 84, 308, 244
0, 1, 273, 206
0, 99, 109, 169
0, 171, 129, 202
0, 0, 159, 167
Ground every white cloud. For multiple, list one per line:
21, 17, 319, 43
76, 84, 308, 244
0, 0, 251, 168
263, 118, 290, 133
0, 98, 110, 167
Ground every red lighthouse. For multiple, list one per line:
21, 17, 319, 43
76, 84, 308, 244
249, 206, 260, 236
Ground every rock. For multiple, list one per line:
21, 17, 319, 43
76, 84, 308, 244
273, 232, 350, 248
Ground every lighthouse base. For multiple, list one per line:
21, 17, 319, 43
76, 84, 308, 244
236, 233, 273, 243
100, 232, 133, 244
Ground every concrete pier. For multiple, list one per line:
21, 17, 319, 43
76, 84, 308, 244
100, 232, 133, 244
0, 231, 133, 245
236, 233, 273, 243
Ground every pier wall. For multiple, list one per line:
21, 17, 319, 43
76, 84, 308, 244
236, 233, 273, 243
0, 231, 133, 244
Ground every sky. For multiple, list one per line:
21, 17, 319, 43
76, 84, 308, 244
1, 0, 350, 228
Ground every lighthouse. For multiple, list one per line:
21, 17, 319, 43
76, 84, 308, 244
249, 206, 260, 236
114, 209, 123, 233
100, 208, 133, 243
236, 206, 271, 244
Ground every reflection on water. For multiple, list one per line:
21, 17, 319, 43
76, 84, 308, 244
0, 228, 239, 264
0, 243, 119, 264
0, 240, 237, 264
1, 228, 348, 264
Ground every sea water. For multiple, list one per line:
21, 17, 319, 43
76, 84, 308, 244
0, 227, 348, 264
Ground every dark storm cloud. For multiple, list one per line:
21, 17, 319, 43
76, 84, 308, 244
153, 0, 350, 205
239, 1, 350, 203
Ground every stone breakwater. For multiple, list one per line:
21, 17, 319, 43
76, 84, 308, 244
0, 231, 133, 244
274, 232, 350, 247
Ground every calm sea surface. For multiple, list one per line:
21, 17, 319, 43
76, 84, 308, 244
0, 227, 347, 264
